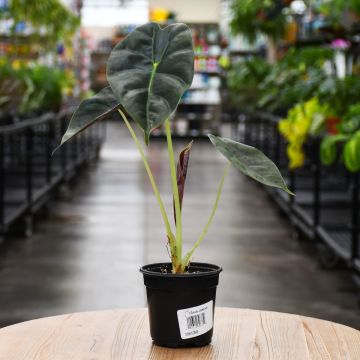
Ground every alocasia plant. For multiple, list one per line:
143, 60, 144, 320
55, 22, 293, 273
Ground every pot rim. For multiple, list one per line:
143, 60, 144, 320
140, 262, 222, 278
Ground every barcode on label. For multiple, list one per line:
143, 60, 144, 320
186, 312, 206, 329
177, 300, 213, 339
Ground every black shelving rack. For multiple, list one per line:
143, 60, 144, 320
237, 112, 360, 280
0, 110, 105, 240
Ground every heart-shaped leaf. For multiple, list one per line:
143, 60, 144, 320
106, 22, 194, 144
209, 134, 294, 195
53, 86, 120, 153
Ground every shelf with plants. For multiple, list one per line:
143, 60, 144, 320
0, 0, 81, 123
0, 1, 106, 241
239, 112, 360, 269
229, 0, 360, 63
227, 7, 360, 276
0, 110, 105, 240
0, 0, 79, 61
226, 0, 360, 276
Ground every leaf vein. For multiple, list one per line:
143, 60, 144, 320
121, 47, 152, 61
156, 72, 187, 87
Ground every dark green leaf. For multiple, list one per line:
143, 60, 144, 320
209, 134, 294, 195
53, 86, 120, 154
106, 22, 194, 144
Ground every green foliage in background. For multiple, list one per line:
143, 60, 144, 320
228, 42, 360, 173
276, 71, 360, 172
279, 97, 334, 169
227, 57, 271, 111
228, 47, 334, 115
259, 48, 334, 113
320, 103, 360, 172
230, 0, 360, 43
230, 0, 289, 43
0, 58, 75, 117
0, 59, 25, 115
318, 0, 360, 21
340, 104, 360, 134
317, 75, 360, 117
320, 134, 348, 166
0, 0, 80, 46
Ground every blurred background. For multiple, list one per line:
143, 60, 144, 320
1, 0, 360, 330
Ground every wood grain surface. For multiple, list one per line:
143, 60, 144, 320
0, 307, 359, 359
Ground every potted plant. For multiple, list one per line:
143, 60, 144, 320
55, 22, 292, 348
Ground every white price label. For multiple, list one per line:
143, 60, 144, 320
177, 300, 213, 339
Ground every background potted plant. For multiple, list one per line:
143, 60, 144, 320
55, 22, 292, 348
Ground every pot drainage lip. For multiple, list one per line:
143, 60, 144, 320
140, 262, 222, 277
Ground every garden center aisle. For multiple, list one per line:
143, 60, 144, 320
0, 120, 359, 329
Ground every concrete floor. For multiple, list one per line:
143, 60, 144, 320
0, 120, 359, 330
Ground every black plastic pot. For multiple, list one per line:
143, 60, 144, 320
140, 262, 222, 348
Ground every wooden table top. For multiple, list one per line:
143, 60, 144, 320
0, 307, 359, 359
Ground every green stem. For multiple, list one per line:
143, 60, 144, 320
165, 118, 182, 271
118, 109, 176, 260
181, 162, 230, 271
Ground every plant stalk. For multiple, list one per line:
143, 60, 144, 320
181, 162, 230, 271
118, 109, 176, 261
165, 118, 183, 272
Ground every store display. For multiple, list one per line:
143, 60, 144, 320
227, 0, 360, 296
0, 111, 105, 238
0, 0, 83, 121
1, 0, 360, 336
0, 0, 103, 241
